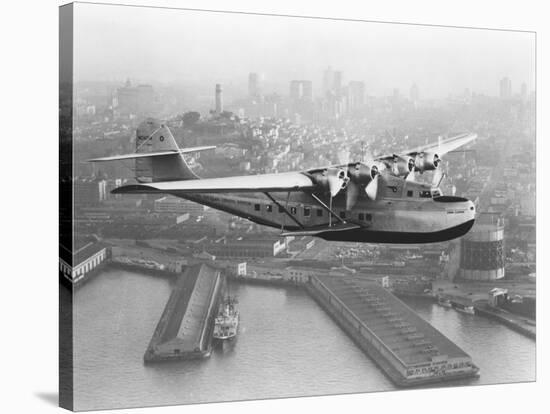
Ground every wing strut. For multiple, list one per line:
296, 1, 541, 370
310, 193, 346, 226
263, 192, 305, 230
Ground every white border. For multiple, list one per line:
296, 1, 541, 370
1, 0, 546, 413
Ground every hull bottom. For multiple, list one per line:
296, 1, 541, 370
318, 219, 475, 244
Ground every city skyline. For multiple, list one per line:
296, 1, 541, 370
74, 3, 535, 99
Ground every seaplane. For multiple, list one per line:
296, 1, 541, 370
90, 118, 477, 244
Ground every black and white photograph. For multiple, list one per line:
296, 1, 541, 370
56, 2, 539, 411
2, 1, 544, 413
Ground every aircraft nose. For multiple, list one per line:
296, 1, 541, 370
467, 200, 476, 219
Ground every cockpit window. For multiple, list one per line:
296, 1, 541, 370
420, 190, 432, 198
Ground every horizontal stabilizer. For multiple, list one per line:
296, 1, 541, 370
88, 146, 216, 162
281, 223, 362, 237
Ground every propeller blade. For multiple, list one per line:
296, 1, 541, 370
365, 174, 379, 200
346, 181, 359, 210
327, 168, 347, 197
327, 176, 341, 197
406, 171, 416, 182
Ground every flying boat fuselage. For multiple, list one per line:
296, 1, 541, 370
171, 174, 475, 244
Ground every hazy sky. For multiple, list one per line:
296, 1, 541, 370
74, 3, 535, 98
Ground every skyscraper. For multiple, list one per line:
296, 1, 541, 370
290, 80, 314, 119
323, 67, 343, 96
323, 67, 334, 96
301, 80, 313, 100
289, 80, 313, 101
521, 82, 528, 99
347, 81, 365, 111
410, 83, 420, 103
499, 77, 512, 99
248, 73, 262, 100
116, 79, 155, 115
333, 71, 343, 93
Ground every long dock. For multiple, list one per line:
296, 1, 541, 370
144, 264, 223, 363
307, 275, 479, 387
475, 305, 536, 339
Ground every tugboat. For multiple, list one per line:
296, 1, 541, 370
452, 301, 475, 314
437, 295, 452, 308
213, 295, 239, 342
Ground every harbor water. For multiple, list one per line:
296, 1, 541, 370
73, 269, 535, 411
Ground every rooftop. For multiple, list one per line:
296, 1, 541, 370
316, 276, 470, 367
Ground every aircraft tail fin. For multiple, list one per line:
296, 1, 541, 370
134, 118, 200, 183
90, 118, 214, 183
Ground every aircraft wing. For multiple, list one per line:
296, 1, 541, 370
112, 171, 316, 194
376, 132, 477, 160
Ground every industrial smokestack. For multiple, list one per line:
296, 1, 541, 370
215, 83, 223, 114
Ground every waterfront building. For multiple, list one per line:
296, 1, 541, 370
59, 240, 108, 284
145, 264, 223, 362
204, 236, 286, 258
154, 196, 206, 215
310, 277, 478, 385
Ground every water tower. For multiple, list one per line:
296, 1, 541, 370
459, 212, 505, 280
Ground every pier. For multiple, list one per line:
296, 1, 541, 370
307, 275, 479, 387
144, 264, 223, 362
474, 305, 536, 339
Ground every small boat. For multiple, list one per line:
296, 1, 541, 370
213, 296, 239, 341
452, 301, 475, 314
437, 295, 452, 308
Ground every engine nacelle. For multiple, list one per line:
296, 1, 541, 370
391, 155, 415, 176
348, 162, 379, 184
414, 152, 440, 172
311, 168, 348, 193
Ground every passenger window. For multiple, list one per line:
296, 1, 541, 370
358, 213, 365, 221
407, 190, 413, 197
316, 209, 323, 217
278, 205, 284, 213
339, 211, 346, 219
254, 204, 261, 211
290, 206, 297, 215
420, 190, 431, 198
304, 207, 311, 217
266, 205, 273, 212
366, 213, 372, 221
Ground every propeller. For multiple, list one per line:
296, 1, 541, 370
327, 167, 348, 197
344, 162, 380, 210
405, 171, 417, 182
365, 174, 379, 200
